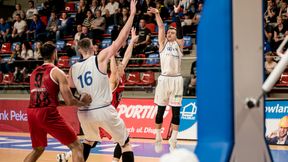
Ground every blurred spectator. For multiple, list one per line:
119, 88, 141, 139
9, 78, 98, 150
90, 9, 106, 41
20, 42, 34, 60
10, 43, 22, 61
74, 24, 82, 44
264, 18, 274, 44
76, 0, 89, 25
134, 19, 151, 54
90, 0, 99, 15
156, 1, 169, 20
119, 0, 129, 9
34, 42, 43, 60
12, 4, 25, 21
47, 0, 65, 13
265, 0, 277, 23
184, 61, 196, 96
164, 0, 179, 14
38, 1, 51, 17
46, 11, 59, 41
80, 26, 90, 39
98, 0, 108, 16
56, 12, 74, 41
278, 1, 288, 20
266, 116, 288, 145
26, 1, 38, 25
117, 7, 129, 27
141, 0, 156, 23
191, 3, 203, 31
105, 0, 120, 16
273, 16, 288, 50
0, 18, 10, 43
12, 14, 27, 42
182, 13, 193, 34
264, 52, 277, 77
26, 14, 45, 41
82, 10, 95, 29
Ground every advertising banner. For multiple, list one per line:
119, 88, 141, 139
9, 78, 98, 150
0, 100, 80, 134
177, 98, 197, 140
117, 98, 172, 139
265, 100, 288, 145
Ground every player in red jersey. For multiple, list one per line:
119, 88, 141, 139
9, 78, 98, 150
107, 27, 139, 162
24, 42, 92, 162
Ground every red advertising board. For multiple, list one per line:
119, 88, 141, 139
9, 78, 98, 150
0, 98, 172, 139
0, 100, 80, 134
117, 98, 172, 139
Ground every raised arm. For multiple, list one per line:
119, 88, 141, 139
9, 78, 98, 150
52, 67, 91, 107
98, 0, 137, 64
148, 7, 165, 50
173, 4, 184, 48
121, 28, 138, 68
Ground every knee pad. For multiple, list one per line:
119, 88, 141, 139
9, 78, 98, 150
155, 105, 166, 124
171, 106, 180, 125
113, 143, 122, 159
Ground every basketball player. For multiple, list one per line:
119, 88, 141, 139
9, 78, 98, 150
66, 1, 137, 161
109, 27, 138, 162
57, 28, 139, 162
24, 42, 92, 162
148, 4, 184, 153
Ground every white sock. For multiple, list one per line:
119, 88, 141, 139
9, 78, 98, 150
156, 129, 162, 141
170, 130, 178, 141
66, 151, 72, 160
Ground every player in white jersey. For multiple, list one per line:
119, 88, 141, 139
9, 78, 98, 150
149, 4, 184, 153
64, 1, 136, 162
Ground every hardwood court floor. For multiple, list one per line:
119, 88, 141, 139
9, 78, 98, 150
0, 132, 288, 162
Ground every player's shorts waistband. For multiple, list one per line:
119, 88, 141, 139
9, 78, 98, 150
78, 104, 111, 111
160, 74, 182, 77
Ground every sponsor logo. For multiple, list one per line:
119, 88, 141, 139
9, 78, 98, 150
179, 99, 197, 132
117, 104, 170, 119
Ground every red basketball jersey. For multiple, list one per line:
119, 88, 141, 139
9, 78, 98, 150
111, 78, 125, 108
29, 64, 59, 108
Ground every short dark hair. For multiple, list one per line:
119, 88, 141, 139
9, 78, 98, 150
78, 38, 92, 52
40, 43, 57, 60
28, 0, 34, 5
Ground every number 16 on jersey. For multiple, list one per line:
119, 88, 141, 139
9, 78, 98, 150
77, 71, 93, 88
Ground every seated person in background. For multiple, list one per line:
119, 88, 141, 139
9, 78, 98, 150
156, 1, 169, 20
76, 0, 89, 25
12, 4, 26, 21
26, 0, 38, 26
56, 12, 74, 41
133, 19, 151, 54
46, 11, 59, 41
191, 3, 203, 31
90, 9, 106, 41
264, 52, 277, 77
80, 26, 90, 40
273, 16, 288, 51
20, 42, 34, 60
12, 14, 27, 42
0, 18, 10, 43
34, 42, 43, 60
182, 13, 193, 34
82, 10, 95, 29
184, 61, 196, 96
26, 14, 45, 41
266, 116, 288, 145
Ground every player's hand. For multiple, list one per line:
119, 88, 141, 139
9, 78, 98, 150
148, 7, 159, 15
130, 0, 137, 16
174, 3, 181, 14
130, 27, 139, 44
80, 93, 92, 105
